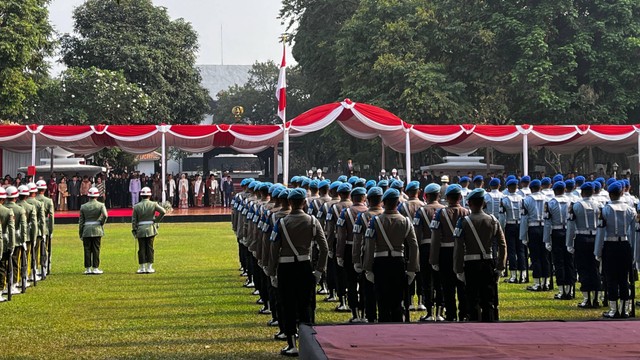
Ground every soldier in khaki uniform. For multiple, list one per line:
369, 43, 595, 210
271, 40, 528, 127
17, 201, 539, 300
430, 184, 470, 321
35, 180, 54, 278
2, 186, 26, 296
325, 182, 353, 311
26, 183, 44, 283
16, 185, 36, 291
132, 187, 166, 274
363, 188, 419, 323
0, 187, 15, 302
311, 179, 331, 295
453, 188, 507, 322
352, 186, 384, 323
413, 183, 445, 321
79, 187, 108, 274
398, 181, 425, 311
268, 188, 328, 357
320, 181, 341, 301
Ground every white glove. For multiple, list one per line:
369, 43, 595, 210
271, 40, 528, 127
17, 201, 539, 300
595, 255, 601, 262
337, 257, 344, 267
365, 271, 374, 283
263, 266, 269, 276
567, 246, 575, 254
545, 243, 552, 252
354, 263, 363, 274
270, 276, 278, 288
22, 243, 27, 250
406, 271, 416, 285
252, 251, 257, 257
522, 239, 528, 246
328, 251, 334, 259
432, 264, 439, 272
313, 270, 322, 284
456, 273, 465, 283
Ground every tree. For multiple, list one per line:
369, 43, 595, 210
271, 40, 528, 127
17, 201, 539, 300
60, 0, 210, 124
0, 0, 54, 120
31, 67, 151, 124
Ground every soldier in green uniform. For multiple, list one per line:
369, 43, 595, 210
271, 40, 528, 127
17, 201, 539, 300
79, 187, 108, 274
2, 186, 26, 296
35, 180, 54, 278
26, 182, 44, 283
0, 187, 15, 302
16, 185, 36, 290
132, 187, 166, 274
453, 188, 507, 322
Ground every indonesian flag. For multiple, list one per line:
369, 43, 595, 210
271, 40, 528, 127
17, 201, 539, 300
276, 45, 287, 122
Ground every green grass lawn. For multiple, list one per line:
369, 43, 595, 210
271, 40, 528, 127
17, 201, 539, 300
1, 222, 635, 359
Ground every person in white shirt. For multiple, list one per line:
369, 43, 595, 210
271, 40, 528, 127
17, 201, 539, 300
167, 174, 176, 207
209, 174, 219, 207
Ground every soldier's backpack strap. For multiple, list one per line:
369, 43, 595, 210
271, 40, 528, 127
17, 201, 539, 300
374, 216, 395, 252
279, 218, 300, 257
464, 216, 492, 260
346, 207, 356, 227
441, 209, 455, 234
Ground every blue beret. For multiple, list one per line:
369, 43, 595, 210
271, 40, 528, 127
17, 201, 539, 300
365, 180, 377, 190
595, 177, 605, 185
337, 175, 348, 182
272, 185, 285, 198
541, 177, 551, 185
530, 179, 541, 188
351, 187, 366, 197
240, 178, 251, 186
606, 178, 617, 187
288, 188, 307, 200
318, 180, 331, 188
377, 179, 389, 187
575, 176, 585, 184
367, 186, 383, 197
268, 183, 278, 193
552, 181, 566, 190
329, 181, 341, 190
593, 181, 601, 191
338, 183, 352, 193
506, 175, 516, 181
506, 179, 519, 187
580, 182, 594, 191
259, 183, 270, 192
565, 180, 575, 190
278, 188, 290, 199
290, 176, 300, 184
348, 176, 359, 185
489, 178, 500, 187
623, 178, 630, 187
553, 174, 564, 183
405, 181, 420, 192
424, 183, 441, 194
473, 175, 484, 183
446, 184, 462, 196
382, 188, 400, 201
459, 176, 470, 183
354, 178, 367, 188
390, 180, 404, 190
301, 178, 312, 188
309, 179, 319, 189
521, 176, 531, 183
248, 181, 258, 189
608, 181, 623, 194
467, 188, 486, 200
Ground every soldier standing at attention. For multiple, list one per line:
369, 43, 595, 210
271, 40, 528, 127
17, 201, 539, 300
501, 178, 526, 284
594, 181, 636, 318
79, 187, 108, 274
430, 184, 470, 321
363, 188, 419, 322
268, 188, 327, 357
453, 188, 507, 322
0, 187, 15, 302
520, 179, 550, 291
35, 180, 54, 278
566, 182, 602, 308
397, 181, 425, 311
326, 182, 353, 312
132, 187, 166, 274
414, 183, 445, 321
25, 183, 44, 283
16, 185, 36, 290
3, 187, 26, 296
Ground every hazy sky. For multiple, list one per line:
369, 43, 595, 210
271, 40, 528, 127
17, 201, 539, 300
47, 0, 294, 74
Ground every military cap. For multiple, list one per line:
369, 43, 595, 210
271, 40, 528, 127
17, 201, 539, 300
272, 186, 284, 198
575, 176, 586, 185
472, 175, 484, 183
606, 178, 617, 187
459, 176, 470, 184
377, 179, 389, 187
248, 181, 258, 189
445, 184, 462, 196
367, 186, 383, 197
278, 188, 290, 199
489, 178, 501, 187
348, 176, 359, 185
351, 187, 366, 197
18, 185, 29, 196
288, 188, 307, 200
259, 183, 271, 192
0, 187, 6, 199
365, 180, 377, 190
6, 186, 18, 198
290, 176, 300, 184
552, 181, 566, 190
337, 175, 348, 182
27, 182, 37, 193
467, 188, 486, 200
36, 180, 47, 190
565, 179, 575, 190
608, 181, 623, 194
318, 180, 331, 188
593, 181, 602, 191
354, 178, 367, 188
338, 183, 353, 193
506, 175, 516, 181
424, 183, 441, 194
390, 180, 404, 190
530, 179, 541, 188
623, 178, 631, 187
541, 177, 551, 186
240, 178, 251, 186
382, 188, 400, 201
580, 182, 594, 191
405, 181, 420, 192
552, 174, 564, 183
595, 177, 605, 185
521, 176, 531, 183
506, 179, 519, 187
309, 179, 319, 189
329, 181, 342, 190
88, 187, 100, 197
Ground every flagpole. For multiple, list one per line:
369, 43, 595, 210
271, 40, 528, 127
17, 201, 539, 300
278, 34, 289, 186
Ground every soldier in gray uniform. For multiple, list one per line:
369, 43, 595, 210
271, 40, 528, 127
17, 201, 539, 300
132, 187, 166, 274
453, 188, 507, 321
566, 182, 602, 308
79, 187, 108, 274
268, 188, 327, 357
2, 186, 26, 296
363, 188, 419, 322
520, 179, 550, 291
0, 187, 15, 302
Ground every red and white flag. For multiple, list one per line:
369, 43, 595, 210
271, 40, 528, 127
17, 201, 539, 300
276, 45, 287, 122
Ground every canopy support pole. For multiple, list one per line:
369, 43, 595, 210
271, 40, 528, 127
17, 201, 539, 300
637, 132, 640, 196
31, 132, 36, 166
381, 141, 386, 172
273, 146, 278, 183
161, 131, 167, 203
283, 127, 290, 186
523, 132, 529, 176
405, 130, 411, 183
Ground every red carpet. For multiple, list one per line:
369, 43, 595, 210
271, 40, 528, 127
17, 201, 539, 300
56, 208, 133, 218
301, 321, 640, 359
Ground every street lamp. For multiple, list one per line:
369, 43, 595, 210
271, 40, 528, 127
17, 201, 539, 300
613, 162, 619, 179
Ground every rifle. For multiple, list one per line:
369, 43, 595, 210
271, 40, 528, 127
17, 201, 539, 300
6, 251, 12, 301
47, 234, 52, 275
30, 242, 37, 287
20, 246, 26, 293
